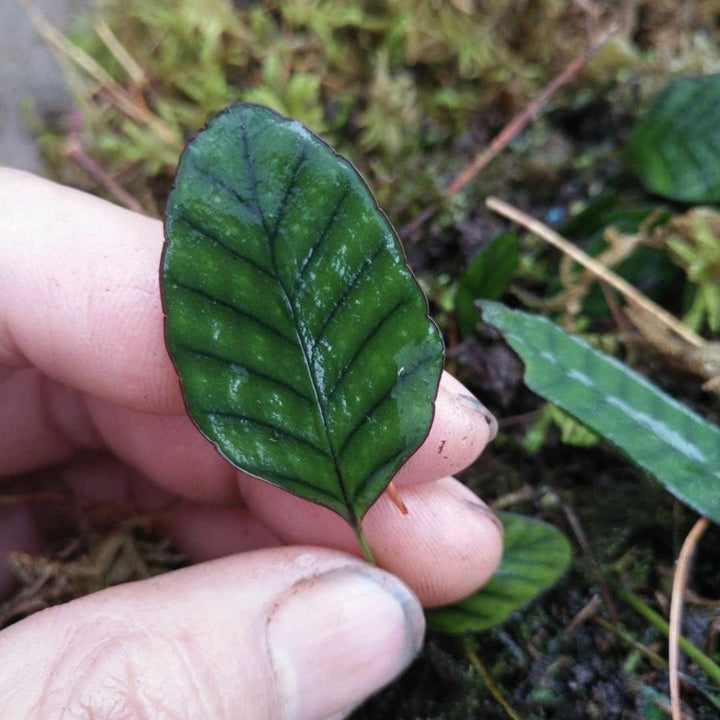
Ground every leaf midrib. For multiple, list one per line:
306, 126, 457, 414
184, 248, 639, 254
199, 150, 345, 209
240, 123, 358, 524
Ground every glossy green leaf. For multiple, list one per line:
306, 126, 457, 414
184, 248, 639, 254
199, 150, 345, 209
161, 103, 444, 527
626, 74, 720, 202
480, 301, 720, 523
456, 231, 518, 337
426, 513, 571, 634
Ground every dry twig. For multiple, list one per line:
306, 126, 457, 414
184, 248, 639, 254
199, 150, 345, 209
445, 26, 617, 197
669, 516, 710, 720
401, 26, 616, 239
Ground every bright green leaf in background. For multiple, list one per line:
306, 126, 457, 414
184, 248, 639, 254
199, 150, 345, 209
426, 513, 572, 634
161, 104, 444, 538
523, 403, 600, 453
480, 301, 720, 523
626, 73, 720, 203
456, 231, 518, 337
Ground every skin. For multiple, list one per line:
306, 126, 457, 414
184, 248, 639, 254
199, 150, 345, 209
0, 168, 503, 719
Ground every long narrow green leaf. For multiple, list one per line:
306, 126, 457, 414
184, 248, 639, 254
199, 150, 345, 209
161, 104, 444, 526
426, 513, 571, 634
480, 301, 720, 523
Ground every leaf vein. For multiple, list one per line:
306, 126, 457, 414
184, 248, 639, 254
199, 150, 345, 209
352, 446, 408, 505
186, 155, 261, 223
166, 279, 296, 347
202, 409, 329, 458
176, 212, 274, 281
240, 122, 356, 522
292, 186, 351, 294
309, 243, 386, 363
326, 295, 412, 402
339, 345, 439, 460
176, 344, 313, 404
241, 122, 269, 235
269, 150, 308, 243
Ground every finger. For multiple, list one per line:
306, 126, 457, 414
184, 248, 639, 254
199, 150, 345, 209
0, 547, 424, 720
0, 504, 45, 598
3, 454, 280, 573
394, 371, 496, 486
0, 369, 102, 476
9, 453, 184, 547
84, 371, 492, 501
0, 168, 181, 414
0, 170, 496, 497
0, 369, 238, 505
3, 367, 492, 507
168, 503, 282, 561
241, 475, 503, 607
85, 397, 241, 504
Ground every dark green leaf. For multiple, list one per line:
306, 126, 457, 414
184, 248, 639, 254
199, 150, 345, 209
161, 103, 444, 525
626, 74, 720, 202
426, 513, 571, 634
456, 232, 518, 337
480, 301, 720, 523
559, 192, 659, 240
558, 194, 678, 318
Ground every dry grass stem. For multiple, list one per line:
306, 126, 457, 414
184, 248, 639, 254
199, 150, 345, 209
94, 20, 147, 88
669, 516, 710, 720
446, 25, 617, 196
486, 196, 706, 349
18, 0, 180, 149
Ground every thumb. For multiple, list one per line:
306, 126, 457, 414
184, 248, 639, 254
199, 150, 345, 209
0, 547, 424, 720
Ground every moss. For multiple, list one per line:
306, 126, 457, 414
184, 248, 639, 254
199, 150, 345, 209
37, 0, 720, 223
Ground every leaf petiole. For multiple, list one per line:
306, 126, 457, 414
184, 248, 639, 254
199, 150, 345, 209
353, 522, 376, 565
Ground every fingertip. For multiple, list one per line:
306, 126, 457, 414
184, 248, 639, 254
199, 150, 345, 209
394, 372, 495, 486
242, 475, 504, 608
267, 563, 424, 719
364, 477, 504, 607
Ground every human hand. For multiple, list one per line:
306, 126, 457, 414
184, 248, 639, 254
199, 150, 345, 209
0, 168, 503, 718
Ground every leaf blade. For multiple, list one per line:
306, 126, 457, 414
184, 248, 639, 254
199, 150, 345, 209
626, 74, 720, 203
456, 231, 519, 337
426, 513, 571, 634
480, 301, 720, 523
162, 103, 444, 523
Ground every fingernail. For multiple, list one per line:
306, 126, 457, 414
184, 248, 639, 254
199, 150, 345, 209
447, 478, 504, 536
267, 565, 424, 720
466, 498, 504, 535
457, 393, 499, 441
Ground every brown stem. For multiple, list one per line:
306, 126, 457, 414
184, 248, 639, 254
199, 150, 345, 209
445, 26, 617, 197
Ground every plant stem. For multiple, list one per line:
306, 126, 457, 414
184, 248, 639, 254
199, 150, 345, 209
353, 521, 376, 565
462, 636, 523, 720
592, 616, 667, 670
617, 587, 720, 687
486, 195, 705, 348
670, 516, 710, 719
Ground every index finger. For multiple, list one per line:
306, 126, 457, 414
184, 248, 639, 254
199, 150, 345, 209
0, 168, 182, 414
0, 169, 495, 486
